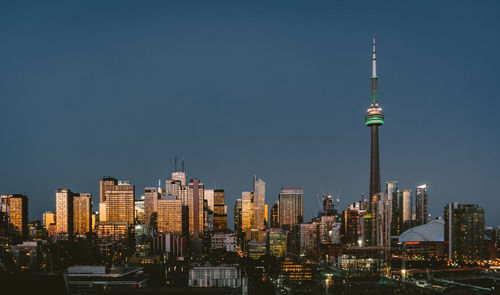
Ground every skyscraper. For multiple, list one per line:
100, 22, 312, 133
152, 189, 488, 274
204, 189, 214, 212
43, 211, 56, 229
56, 189, 74, 236
445, 203, 485, 263
241, 191, 254, 231
157, 196, 183, 234
234, 199, 242, 233
270, 201, 279, 228
402, 189, 412, 223
365, 35, 384, 201
253, 175, 266, 230
391, 189, 403, 236
100, 177, 135, 225
144, 187, 159, 225
1, 194, 28, 238
73, 193, 92, 235
213, 189, 227, 231
278, 187, 303, 230
187, 178, 204, 238
415, 184, 429, 225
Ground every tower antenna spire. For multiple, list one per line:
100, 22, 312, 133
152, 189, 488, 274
371, 34, 378, 104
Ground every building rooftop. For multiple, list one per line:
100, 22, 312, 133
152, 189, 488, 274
398, 219, 444, 243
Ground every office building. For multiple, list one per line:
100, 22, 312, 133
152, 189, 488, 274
234, 199, 242, 233
278, 187, 303, 230
204, 189, 214, 212
270, 201, 279, 228
213, 189, 227, 231
416, 184, 429, 225
445, 203, 485, 263
241, 191, 254, 231
188, 266, 246, 288
56, 189, 74, 236
402, 189, 412, 222
186, 178, 204, 238
253, 175, 266, 230
157, 196, 182, 234
144, 187, 159, 225
1, 194, 28, 238
43, 211, 56, 229
211, 233, 237, 252
268, 228, 287, 258
73, 193, 92, 235
100, 177, 135, 225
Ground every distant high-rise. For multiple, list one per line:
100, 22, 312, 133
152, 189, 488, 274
253, 175, 266, 230
187, 178, 204, 238
234, 199, 242, 233
100, 177, 135, 225
56, 189, 74, 236
144, 187, 160, 225
204, 189, 214, 212
445, 203, 485, 263
43, 211, 56, 229
1, 194, 28, 238
386, 181, 398, 235
402, 189, 412, 222
386, 181, 398, 203
241, 191, 254, 232
213, 189, 227, 231
264, 204, 269, 228
415, 184, 429, 225
278, 187, 303, 230
171, 171, 187, 186
166, 179, 182, 197
73, 193, 92, 235
391, 189, 403, 236
157, 196, 183, 234
270, 201, 279, 228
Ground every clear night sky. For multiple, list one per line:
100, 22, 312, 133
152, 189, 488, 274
1, 1, 499, 227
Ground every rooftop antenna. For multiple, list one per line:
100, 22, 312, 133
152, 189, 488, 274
371, 33, 378, 105
181, 158, 185, 172
175, 156, 178, 172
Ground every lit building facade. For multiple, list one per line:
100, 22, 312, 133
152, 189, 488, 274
234, 199, 242, 233
144, 187, 159, 225
1, 194, 28, 238
100, 177, 135, 225
43, 211, 56, 229
278, 187, 303, 230
73, 193, 92, 235
253, 175, 266, 230
270, 201, 279, 228
241, 191, 254, 231
186, 178, 204, 238
56, 189, 74, 236
213, 189, 227, 231
157, 196, 182, 234
268, 228, 287, 258
416, 184, 429, 225
444, 203, 485, 263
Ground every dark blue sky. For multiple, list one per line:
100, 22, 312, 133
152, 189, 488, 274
1, 1, 499, 227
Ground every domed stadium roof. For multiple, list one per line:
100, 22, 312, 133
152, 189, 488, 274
398, 219, 444, 243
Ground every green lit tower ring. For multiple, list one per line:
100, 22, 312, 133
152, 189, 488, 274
365, 34, 384, 201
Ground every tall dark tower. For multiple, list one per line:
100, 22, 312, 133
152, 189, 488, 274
365, 34, 384, 201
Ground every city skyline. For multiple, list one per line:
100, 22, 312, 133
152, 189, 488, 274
1, 1, 500, 227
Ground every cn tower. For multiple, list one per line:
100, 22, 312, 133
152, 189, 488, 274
365, 34, 384, 201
